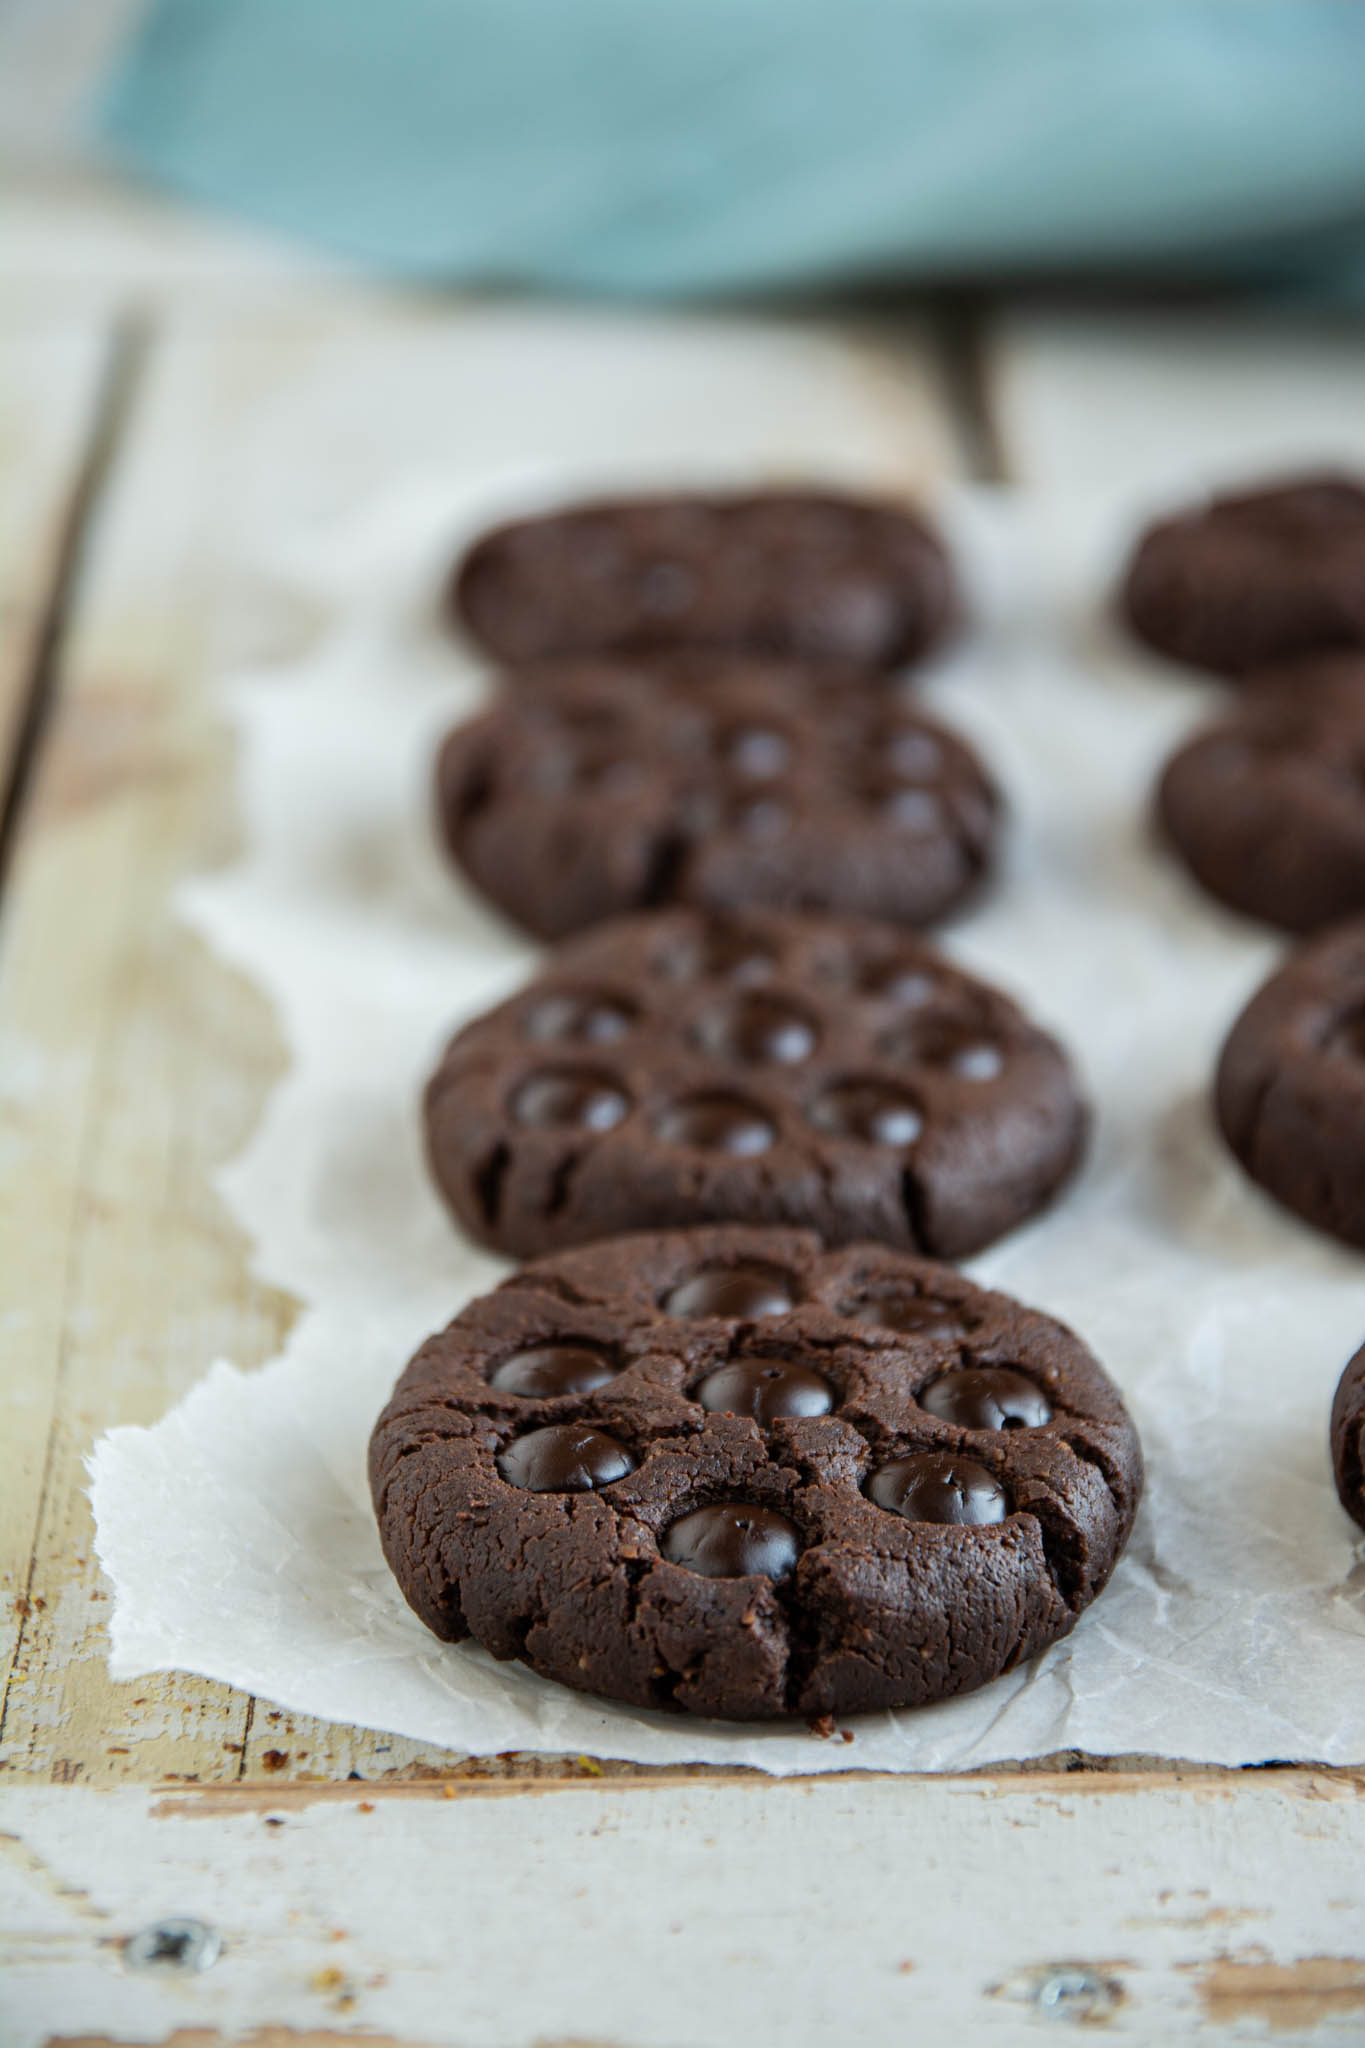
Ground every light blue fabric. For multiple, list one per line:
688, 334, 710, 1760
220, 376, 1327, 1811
99, 0, 1365, 298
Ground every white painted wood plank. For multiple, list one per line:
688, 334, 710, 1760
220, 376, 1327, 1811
1, 1773, 1363, 2045
988, 309, 1365, 503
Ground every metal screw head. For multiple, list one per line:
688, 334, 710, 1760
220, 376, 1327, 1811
1034, 1968, 1122, 2021
124, 1917, 221, 1973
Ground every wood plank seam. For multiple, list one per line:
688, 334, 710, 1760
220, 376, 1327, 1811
927, 292, 1011, 485
0, 312, 153, 1751
0, 312, 150, 890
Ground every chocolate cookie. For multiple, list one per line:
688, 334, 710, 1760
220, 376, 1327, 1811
1216, 919, 1365, 1247
436, 661, 999, 940
1158, 658, 1365, 932
1122, 476, 1365, 676
450, 489, 956, 672
369, 1227, 1143, 1720
424, 907, 1086, 1262
1331, 1345, 1365, 1532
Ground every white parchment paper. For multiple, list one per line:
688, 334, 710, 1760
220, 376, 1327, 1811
89, 475, 1365, 1772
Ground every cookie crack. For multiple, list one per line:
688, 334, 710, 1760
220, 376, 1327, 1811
899, 1163, 930, 1252
641, 828, 691, 909
472, 1140, 510, 1231
1060, 1426, 1138, 1519
1015, 1486, 1094, 1614
543, 1145, 587, 1221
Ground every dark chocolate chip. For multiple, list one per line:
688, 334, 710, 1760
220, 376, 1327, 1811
883, 728, 943, 780
949, 1042, 1004, 1081
663, 1264, 797, 1319
920, 1366, 1052, 1431
841, 1291, 967, 1339
661, 1502, 802, 1580
693, 992, 818, 1065
511, 1070, 630, 1132
490, 1343, 622, 1397
887, 1016, 1005, 1080
723, 726, 791, 779
860, 960, 940, 1006
656, 929, 776, 985
524, 991, 636, 1045
881, 787, 941, 833
695, 1358, 835, 1424
497, 1424, 635, 1493
868, 1453, 1009, 1525
733, 797, 789, 842
655, 1093, 775, 1155
808, 1081, 923, 1146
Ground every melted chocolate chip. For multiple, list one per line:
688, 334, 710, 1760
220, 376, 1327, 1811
868, 1453, 1009, 1525
733, 797, 789, 842
525, 990, 636, 1045
881, 787, 941, 833
841, 1291, 967, 1339
808, 1081, 922, 1146
656, 928, 776, 985
860, 960, 940, 1006
655, 1093, 775, 1155
490, 1343, 622, 1397
661, 1502, 802, 1580
883, 728, 943, 781
663, 1264, 797, 1319
723, 726, 791, 779
511, 1070, 630, 1132
949, 1042, 1004, 1081
693, 992, 818, 1065
695, 1358, 835, 1424
920, 1366, 1052, 1431
886, 1016, 1005, 1081
498, 1424, 635, 1492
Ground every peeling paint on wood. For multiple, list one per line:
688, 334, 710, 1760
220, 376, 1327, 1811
1187, 1953, 1365, 2032
2, 1779, 1362, 2046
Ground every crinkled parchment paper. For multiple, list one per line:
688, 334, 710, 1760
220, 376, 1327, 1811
89, 474, 1365, 1772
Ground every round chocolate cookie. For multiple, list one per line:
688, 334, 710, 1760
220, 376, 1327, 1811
369, 1227, 1143, 1720
1216, 919, 1365, 1247
1330, 1345, 1365, 1533
1158, 658, 1365, 932
424, 907, 1086, 1261
450, 489, 957, 671
436, 660, 999, 940
1122, 475, 1365, 676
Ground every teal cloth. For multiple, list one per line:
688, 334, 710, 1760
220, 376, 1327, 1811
100, 0, 1365, 299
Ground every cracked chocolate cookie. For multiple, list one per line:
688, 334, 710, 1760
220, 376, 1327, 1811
1158, 658, 1365, 932
450, 489, 957, 671
369, 1227, 1143, 1720
436, 660, 999, 940
1122, 476, 1365, 676
424, 907, 1086, 1261
1331, 1345, 1365, 1532
1216, 919, 1365, 1247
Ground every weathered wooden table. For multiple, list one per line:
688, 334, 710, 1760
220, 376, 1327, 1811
2, 168, 1364, 2045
